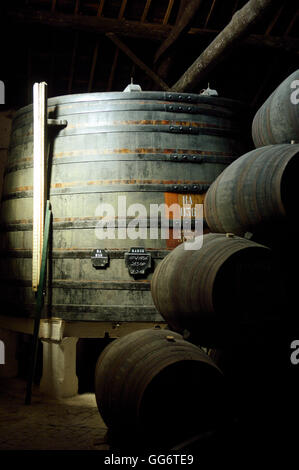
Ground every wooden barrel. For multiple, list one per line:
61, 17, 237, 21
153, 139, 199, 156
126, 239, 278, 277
252, 69, 299, 147
94, 327, 225, 448
0, 90, 246, 321
204, 144, 299, 236
151, 233, 279, 344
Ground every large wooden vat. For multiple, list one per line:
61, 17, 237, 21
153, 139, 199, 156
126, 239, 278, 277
0, 90, 246, 321
94, 327, 225, 448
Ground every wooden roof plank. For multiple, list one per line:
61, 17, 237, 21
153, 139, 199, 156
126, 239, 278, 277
265, 3, 284, 35
118, 0, 128, 20
68, 32, 79, 93
284, 9, 298, 36
97, 0, 105, 17
163, 0, 175, 25
107, 46, 120, 91
88, 40, 99, 91
141, 0, 152, 22
204, 0, 217, 28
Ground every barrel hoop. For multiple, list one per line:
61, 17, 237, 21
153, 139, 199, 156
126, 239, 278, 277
0, 216, 207, 232
5, 153, 236, 174
0, 248, 171, 259
9, 123, 240, 146
2, 182, 210, 200
3, 303, 162, 321
13, 92, 246, 119
0, 278, 151, 291
12, 102, 238, 125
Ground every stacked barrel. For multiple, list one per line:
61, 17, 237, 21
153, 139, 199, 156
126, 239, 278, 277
94, 327, 227, 450
152, 69, 299, 343
94, 70, 298, 451
148, 69, 299, 450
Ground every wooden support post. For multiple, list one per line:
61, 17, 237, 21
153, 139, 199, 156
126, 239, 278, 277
171, 0, 280, 92
106, 33, 170, 91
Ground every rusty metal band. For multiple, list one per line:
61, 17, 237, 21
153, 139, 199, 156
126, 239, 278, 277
13, 103, 238, 128
13, 92, 246, 120
5, 153, 236, 174
9, 123, 240, 147
2, 183, 210, 200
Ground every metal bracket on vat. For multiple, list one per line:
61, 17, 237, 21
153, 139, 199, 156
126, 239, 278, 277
47, 119, 68, 128
124, 247, 151, 276
91, 249, 109, 268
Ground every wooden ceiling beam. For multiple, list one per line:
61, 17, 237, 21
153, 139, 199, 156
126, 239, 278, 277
97, 0, 105, 17
171, 0, 282, 92
265, 3, 284, 35
284, 9, 298, 36
88, 40, 99, 91
140, 0, 152, 22
107, 47, 119, 91
74, 0, 80, 15
204, 0, 217, 28
163, 0, 175, 25
8, 9, 169, 41
106, 33, 170, 90
7, 8, 298, 53
118, 0, 128, 20
106, 0, 127, 92
68, 32, 79, 93
68, 2, 81, 93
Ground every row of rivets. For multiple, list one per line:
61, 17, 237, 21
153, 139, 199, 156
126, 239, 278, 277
169, 125, 198, 134
167, 104, 195, 113
167, 94, 193, 101
171, 154, 203, 162
171, 184, 207, 192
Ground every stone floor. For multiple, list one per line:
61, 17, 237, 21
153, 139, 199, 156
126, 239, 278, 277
0, 378, 109, 451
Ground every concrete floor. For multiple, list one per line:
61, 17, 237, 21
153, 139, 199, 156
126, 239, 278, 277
0, 378, 109, 451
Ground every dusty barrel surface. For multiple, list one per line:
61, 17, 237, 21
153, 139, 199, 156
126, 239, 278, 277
204, 144, 299, 236
0, 90, 246, 321
252, 69, 299, 147
151, 233, 279, 342
94, 327, 225, 447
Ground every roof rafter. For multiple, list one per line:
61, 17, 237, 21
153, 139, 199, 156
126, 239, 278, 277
7, 9, 299, 54
106, 32, 170, 90
154, 0, 204, 64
